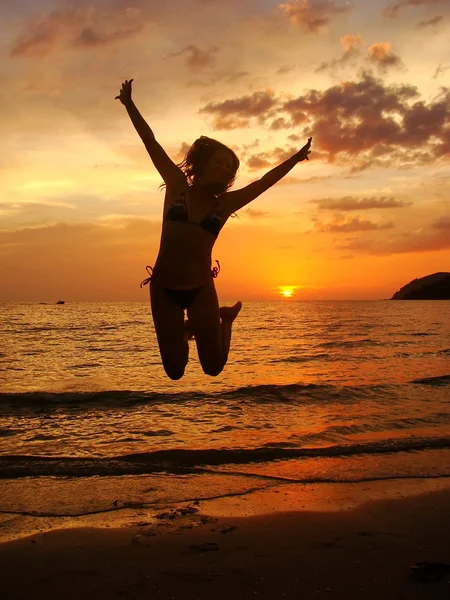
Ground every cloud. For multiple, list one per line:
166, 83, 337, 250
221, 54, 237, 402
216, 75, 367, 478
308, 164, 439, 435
0, 191, 163, 231
10, 6, 145, 58
384, 0, 447, 19
174, 142, 192, 163
0, 200, 76, 228
417, 15, 444, 27
432, 216, 450, 229
336, 227, 450, 255
244, 145, 299, 171
367, 42, 403, 73
0, 219, 161, 301
316, 33, 364, 72
314, 217, 395, 232
277, 65, 295, 75
280, 73, 450, 166
317, 35, 403, 75
163, 44, 220, 71
198, 72, 450, 170
198, 90, 279, 129
432, 64, 450, 79
74, 23, 143, 47
11, 11, 71, 57
244, 208, 270, 218
186, 69, 250, 88
313, 196, 413, 211
277, 174, 336, 185
279, 0, 353, 33
246, 155, 273, 170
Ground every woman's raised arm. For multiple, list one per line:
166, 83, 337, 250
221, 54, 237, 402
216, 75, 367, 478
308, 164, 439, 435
222, 138, 312, 215
116, 80, 186, 187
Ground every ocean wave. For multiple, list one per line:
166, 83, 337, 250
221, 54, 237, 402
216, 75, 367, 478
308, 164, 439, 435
0, 377, 447, 413
318, 338, 379, 349
1, 436, 449, 478
411, 374, 450, 386
270, 353, 331, 363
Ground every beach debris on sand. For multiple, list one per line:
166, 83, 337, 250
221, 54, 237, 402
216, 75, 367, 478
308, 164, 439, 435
188, 542, 219, 552
410, 561, 450, 582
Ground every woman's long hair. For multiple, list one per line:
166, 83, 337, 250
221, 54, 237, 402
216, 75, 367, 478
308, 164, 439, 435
159, 136, 240, 196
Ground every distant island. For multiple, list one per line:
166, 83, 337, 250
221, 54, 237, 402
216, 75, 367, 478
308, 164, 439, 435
391, 272, 450, 300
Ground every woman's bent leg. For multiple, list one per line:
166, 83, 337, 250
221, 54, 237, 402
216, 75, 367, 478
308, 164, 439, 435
219, 302, 242, 364
149, 280, 188, 380
187, 279, 241, 376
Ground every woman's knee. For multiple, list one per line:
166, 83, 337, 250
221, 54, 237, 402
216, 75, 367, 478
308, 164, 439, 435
160, 347, 188, 380
201, 359, 224, 377
163, 363, 186, 380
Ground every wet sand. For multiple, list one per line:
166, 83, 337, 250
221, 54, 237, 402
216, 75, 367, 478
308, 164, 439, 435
1, 482, 450, 599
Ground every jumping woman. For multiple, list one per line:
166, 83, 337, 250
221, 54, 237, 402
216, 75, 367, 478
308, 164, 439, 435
116, 79, 312, 380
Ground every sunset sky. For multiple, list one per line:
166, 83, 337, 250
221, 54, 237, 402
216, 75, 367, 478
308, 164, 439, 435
1, 0, 449, 302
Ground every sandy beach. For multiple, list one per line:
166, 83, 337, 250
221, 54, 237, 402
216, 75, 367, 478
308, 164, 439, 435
2, 481, 450, 600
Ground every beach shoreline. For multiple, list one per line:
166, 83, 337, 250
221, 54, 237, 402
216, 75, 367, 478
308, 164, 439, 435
2, 478, 449, 599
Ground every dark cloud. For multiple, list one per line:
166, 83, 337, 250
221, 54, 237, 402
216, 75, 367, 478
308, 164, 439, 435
315, 217, 395, 233
244, 145, 299, 171
244, 208, 270, 218
277, 175, 335, 185
336, 227, 450, 255
74, 24, 143, 47
280, 73, 450, 167
164, 45, 220, 71
432, 64, 450, 79
316, 34, 364, 73
199, 90, 279, 129
367, 42, 403, 73
384, 0, 446, 18
174, 142, 192, 163
269, 117, 293, 130
199, 73, 450, 169
417, 15, 444, 27
313, 196, 412, 211
432, 216, 450, 229
279, 0, 353, 33
317, 36, 403, 75
246, 155, 273, 170
10, 6, 146, 58
277, 65, 295, 75
187, 70, 250, 88
11, 11, 71, 57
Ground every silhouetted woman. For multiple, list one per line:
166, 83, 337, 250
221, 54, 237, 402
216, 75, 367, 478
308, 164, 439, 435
116, 79, 312, 380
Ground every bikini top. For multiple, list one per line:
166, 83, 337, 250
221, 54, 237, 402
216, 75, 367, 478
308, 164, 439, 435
164, 189, 222, 238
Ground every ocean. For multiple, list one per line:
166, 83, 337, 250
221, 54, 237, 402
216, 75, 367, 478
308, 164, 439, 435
1, 300, 449, 538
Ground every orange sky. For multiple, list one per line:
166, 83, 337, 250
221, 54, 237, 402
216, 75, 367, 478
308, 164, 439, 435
0, 0, 449, 301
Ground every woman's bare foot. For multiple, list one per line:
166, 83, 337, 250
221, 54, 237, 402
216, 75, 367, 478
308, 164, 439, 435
220, 301, 242, 322
184, 302, 242, 342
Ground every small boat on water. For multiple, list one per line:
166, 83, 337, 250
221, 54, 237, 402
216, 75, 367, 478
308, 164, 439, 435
56, 300, 65, 305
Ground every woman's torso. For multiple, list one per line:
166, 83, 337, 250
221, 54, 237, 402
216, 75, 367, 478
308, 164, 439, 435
153, 182, 228, 289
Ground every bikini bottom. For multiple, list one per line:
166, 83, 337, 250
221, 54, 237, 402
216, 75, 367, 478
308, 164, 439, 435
139, 261, 220, 311
163, 286, 203, 310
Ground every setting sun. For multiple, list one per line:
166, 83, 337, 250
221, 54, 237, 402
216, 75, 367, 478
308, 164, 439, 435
278, 286, 297, 298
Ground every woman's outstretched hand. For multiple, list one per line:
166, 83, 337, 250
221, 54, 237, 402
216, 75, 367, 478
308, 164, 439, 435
297, 137, 312, 162
115, 79, 134, 106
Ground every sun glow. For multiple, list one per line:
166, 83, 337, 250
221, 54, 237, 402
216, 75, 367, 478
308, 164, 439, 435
278, 286, 297, 298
